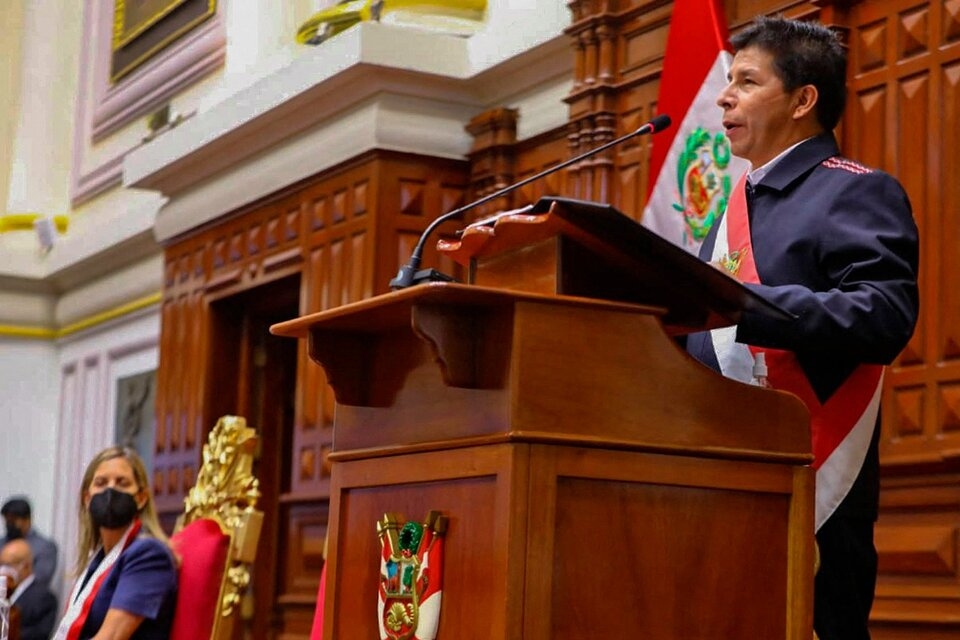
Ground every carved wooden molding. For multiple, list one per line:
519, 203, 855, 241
466, 107, 519, 214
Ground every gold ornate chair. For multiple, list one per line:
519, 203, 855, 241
169, 416, 263, 640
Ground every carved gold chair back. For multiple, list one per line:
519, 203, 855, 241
169, 416, 264, 640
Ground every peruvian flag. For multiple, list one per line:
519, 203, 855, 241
308, 564, 327, 640
642, 0, 749, 252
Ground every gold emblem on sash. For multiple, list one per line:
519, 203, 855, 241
719, 248, 748, 276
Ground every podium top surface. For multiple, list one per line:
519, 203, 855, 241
270, 282, 667, 339
438, 197, 792, 331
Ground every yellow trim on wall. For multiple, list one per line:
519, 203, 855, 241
0, 325, 58, 339
0, 292, 162, 340
0, 213, 69, 234
297, 0, 487, 44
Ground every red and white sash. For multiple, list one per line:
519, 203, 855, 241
710, 175, 883, 531
53, 519, 142, 640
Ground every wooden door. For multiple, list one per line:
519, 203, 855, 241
210, 275, 300, 640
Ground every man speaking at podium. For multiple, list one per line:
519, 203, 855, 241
684, 16, 920, 640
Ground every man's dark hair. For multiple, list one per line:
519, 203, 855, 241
1, 498, 31, 519
731, 16, 847, 131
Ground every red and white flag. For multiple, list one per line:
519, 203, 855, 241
642, 0, 748, 253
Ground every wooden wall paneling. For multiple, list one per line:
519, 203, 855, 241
846, 0, 953, 464
463, 109, 572, 218
839, 0, 960, 635
566, 1, 670, 216
292, 242, 335, 495
511, 130, 571, 208
565, 5, 612, 202
377, 153, 469, 290
275, 500, 331, 639
929, 0, 960, 452
872, 472, 960, 639
294, 159, 379, 497
465, 107, 519, 218
154, 245, 210, 516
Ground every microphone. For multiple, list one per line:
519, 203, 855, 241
388, 113, 672, 289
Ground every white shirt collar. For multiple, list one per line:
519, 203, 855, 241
747, 137, 812, 185
10, 573, 34, 605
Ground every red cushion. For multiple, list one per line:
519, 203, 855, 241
170, 518, 231, 640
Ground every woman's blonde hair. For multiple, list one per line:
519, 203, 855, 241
73, 446, 169, 576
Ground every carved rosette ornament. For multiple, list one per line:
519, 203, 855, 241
377, 511, 448, 640
182, 415, 262, 618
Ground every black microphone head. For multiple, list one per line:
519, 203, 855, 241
650, 114, 671, 133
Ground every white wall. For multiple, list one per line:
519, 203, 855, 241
51, 308, 160, 593
0, 336, 60, 578
0, 337, 59, 525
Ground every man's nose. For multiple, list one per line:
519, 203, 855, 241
716, 84, 733, 109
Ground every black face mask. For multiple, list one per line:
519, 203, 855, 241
88, 488, 140, 529
5, 523, 23, 540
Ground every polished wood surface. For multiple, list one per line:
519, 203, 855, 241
438, 197, 791, 330
274, 283, 815, 639
841, 0, 960, 635
274, 283, 808, 460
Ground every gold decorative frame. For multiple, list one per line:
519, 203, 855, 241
110, 0, 217, 83
177, 415, 264, 631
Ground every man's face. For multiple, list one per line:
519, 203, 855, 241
4, 516, 25, 540
0, 541, 30, 586
716, 46, 805, 167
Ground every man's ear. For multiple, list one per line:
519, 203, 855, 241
792, 85, 819, 120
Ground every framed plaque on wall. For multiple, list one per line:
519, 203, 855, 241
111, 0, 218, 83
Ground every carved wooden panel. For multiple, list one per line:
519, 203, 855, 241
155, 150, 470, 639
565, 1, 670, 218
155, 258, 210, 514
843, 0, 960, 635
511, 131, 570, 211
845, 0, 960, 464
282, 501, 329, 592
873, 473, 960, 638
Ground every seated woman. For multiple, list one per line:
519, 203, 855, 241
53, 447, 177, 640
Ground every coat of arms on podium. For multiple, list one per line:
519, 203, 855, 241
377, 511, 448, 640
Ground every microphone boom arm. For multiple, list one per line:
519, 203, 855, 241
389, 114, 671, 289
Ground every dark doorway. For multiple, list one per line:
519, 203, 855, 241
209, 274, 300, 640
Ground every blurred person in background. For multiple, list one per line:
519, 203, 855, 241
0, 538, 57, 640
2, 498, 58, 591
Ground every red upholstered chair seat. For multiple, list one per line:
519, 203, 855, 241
169, 518, 231, 640
169, 416, 263, 640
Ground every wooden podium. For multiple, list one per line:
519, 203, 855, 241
272, 198, 815, 639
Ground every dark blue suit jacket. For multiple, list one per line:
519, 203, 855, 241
13, 578, 58, 640
687, 133, 920, 518
77, 536, 177, 640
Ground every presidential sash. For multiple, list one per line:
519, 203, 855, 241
710, 174, 883, 531
53, 519, 142, 640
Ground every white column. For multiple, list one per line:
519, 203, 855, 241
0, 1, 26, 217
5, 0, 82, 215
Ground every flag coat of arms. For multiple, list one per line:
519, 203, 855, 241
377, 511, 447, 640
642, 0, 749, 252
